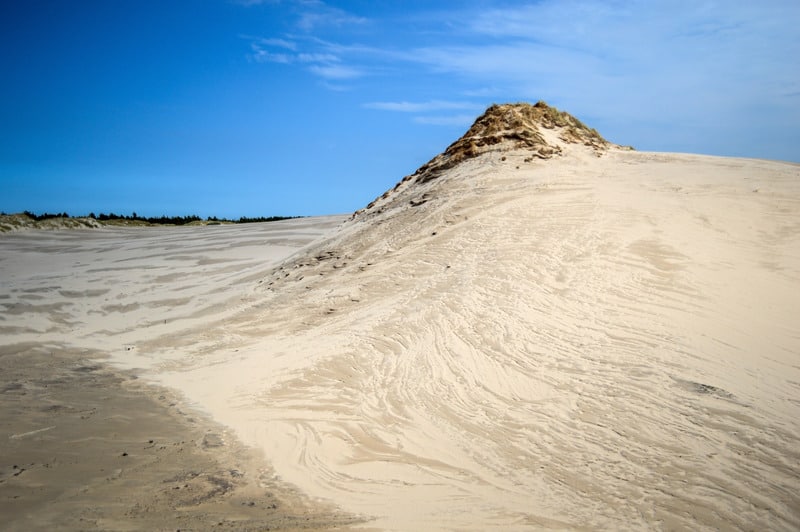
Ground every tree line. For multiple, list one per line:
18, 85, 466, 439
16, 210, 300, 225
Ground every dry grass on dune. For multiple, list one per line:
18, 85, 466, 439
360, 101, 613, 214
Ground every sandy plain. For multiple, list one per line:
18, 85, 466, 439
2, 132, 800, 529
0, 217, 360, 530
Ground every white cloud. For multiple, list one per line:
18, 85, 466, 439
382, 1, 800, 136
364, 102, 480, 128
244, 0, 800, 153
318, 80, 352, 92
258, 38, 297, 51
297, 53, 339, 63
413, 114, 477, 127
231, 0, 280, 6
296, 2, 368, 32
308, 64, 362, 80
243, 0, 371, 83
247, 36, 356, 79
251, 51, 291, 64
462, 86, 507, 98
364, 100, 477, 113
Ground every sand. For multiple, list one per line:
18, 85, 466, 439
2, 138, 799, 528
1, 217, 361, 530
0, 344, 358, 531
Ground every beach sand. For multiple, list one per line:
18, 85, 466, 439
0, 343, 359, 531
2, 138, 799, 529
0, 218, 362, 530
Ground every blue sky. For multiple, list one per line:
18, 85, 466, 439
2, 1, 798, 218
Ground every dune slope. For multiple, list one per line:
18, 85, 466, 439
150, 104, 800, 529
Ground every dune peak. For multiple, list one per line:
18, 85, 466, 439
357, 102, 614, 215
417, 101, 609, 181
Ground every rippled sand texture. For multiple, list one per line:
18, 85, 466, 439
153, 148, 799, 530
3, 149, 799, 530
0, 216, 344, 360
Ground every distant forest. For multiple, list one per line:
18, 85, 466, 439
14, 210, 300, 225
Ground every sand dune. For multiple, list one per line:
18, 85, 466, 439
2, 104, 799, 530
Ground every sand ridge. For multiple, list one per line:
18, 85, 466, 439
145, 146, 798, 529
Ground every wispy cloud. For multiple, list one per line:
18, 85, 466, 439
297, 52, 339, 63
364, 100, 477, 113
243, 1, 370, 83
394, 2, 799, 129
296, 2, 368, 32
247, 36, 363, 79
250, 46, 292, 64
258, 38, 297, 51
308, 63, 362, 80
247, 36, 297, 64
242, 0, 800, 147
413, 114, 477, 127
231, 0, 280, 6
363, 101, 483, 128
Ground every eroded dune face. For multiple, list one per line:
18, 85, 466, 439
3, 104, 798, 530
150, 106, 800, 530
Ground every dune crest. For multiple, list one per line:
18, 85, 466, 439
359, 101, 613, 215
412, 101, 611, 176
149, 106, 799, 529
